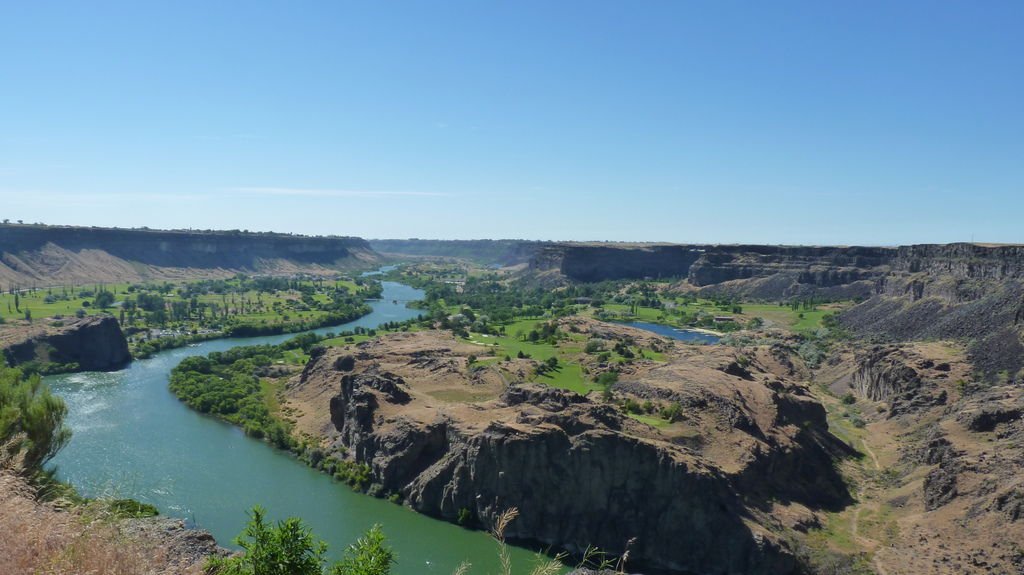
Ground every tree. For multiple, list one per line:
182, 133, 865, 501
93, 290, 115, 308
0, 366, 72, 472
209, 506, 327, 575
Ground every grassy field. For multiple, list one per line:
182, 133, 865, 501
463, 320, 591, 394
0, 278, 365, 324
0, 284, 133, 321
462, 318, 648, 395
598, 299, 847, 336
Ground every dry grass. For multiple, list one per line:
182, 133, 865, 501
0, 440, 176, 575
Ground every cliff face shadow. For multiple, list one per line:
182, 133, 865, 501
736, 426, 858, 515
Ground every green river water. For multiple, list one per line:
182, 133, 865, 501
46, 279, 551, 575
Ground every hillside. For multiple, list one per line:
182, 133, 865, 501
0, 224, 379, 285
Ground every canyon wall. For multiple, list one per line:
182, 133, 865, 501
0, 224, 378, 285
527, 242, 895, 289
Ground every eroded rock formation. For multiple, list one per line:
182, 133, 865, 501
1, 315, 130, 371
287, 329, 852, 574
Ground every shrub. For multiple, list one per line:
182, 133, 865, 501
207, 507, 395, 575
595, 371, 619, 388
660, 402, 683, 423
0, 367, 71, 472
93, 291, 115, 308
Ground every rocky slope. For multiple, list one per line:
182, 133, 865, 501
1, 315, 130, 371
840, 249, 1024, 378
286, 328, 852, 574
0, 224, 378, 285
820, 342, 1024, 574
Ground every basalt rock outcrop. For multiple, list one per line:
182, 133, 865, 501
1, 315, 130, 371
368, 239, 537, 265
0, 224, 378, 285
290, 330, 853, 574
527, 242, 893, 296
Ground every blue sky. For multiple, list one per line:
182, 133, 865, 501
1, 1, 1021, 244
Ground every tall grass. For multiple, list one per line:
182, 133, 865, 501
0, 437, 181, 575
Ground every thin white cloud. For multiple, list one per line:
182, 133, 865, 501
229, 187, 452, 198
1, 190, 206, 206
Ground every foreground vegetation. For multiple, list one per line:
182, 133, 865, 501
209, 505, 626, 575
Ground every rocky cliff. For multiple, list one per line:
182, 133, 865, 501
1, 316, 130, 371
287, 329, 853, 574
526, 241, 1024, 297
368, 239, 537, 265
527, 242, 894, 298
839, 246, 1024, 378
0, 224, 378, 285
893, 243, 1024, 280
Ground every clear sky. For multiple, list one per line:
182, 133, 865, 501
1, 1, 1021, 245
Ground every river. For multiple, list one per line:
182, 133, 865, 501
619, 320, 721, 344
46, 280, 547, 574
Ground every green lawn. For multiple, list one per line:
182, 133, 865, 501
601, 303, 671, 323
0, 278, 369, 328
599, 299, 847, 336
532, 362, 601, 395
0, 283, 134, 321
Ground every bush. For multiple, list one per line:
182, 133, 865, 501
107, 499, 160, 518
93, 291, 115, 308
207, 507, 395, 575
660, 402, 683, 422
595, 371, 619, 388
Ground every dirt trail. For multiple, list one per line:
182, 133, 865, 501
848, 434, 890, 575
